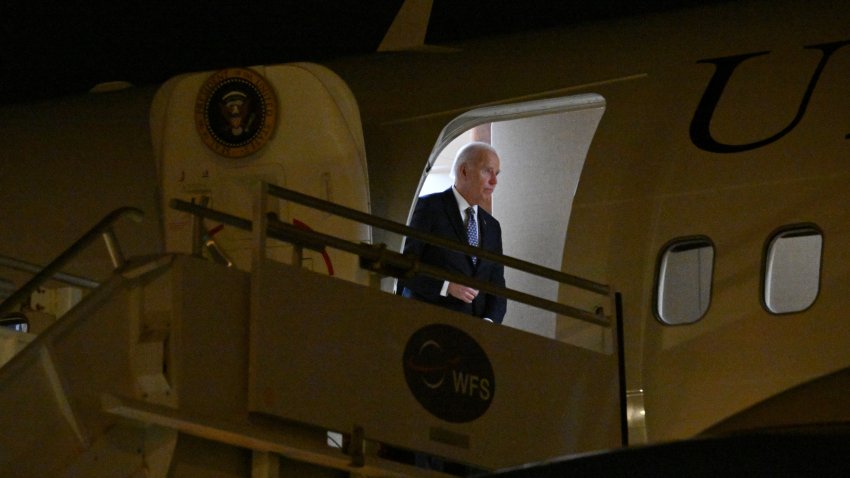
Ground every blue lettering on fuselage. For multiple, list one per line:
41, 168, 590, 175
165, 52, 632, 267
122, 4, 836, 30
690, 39, 850, 153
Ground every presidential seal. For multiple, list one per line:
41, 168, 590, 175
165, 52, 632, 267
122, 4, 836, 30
195, 68, 277, 158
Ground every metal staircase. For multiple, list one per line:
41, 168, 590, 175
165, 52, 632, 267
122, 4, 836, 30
0, 184, 623, 477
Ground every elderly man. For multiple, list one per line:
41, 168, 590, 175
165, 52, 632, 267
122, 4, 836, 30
400, 142, 506, 324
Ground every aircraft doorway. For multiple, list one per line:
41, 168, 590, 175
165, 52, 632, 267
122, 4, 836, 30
410, 94, 606, 338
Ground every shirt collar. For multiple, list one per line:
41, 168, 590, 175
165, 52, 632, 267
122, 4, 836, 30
452, 186, 477, 216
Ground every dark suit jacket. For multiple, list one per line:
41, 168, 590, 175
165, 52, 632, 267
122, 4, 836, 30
400, 188, 507, 323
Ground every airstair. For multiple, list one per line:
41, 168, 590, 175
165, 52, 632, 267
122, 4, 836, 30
0, 184, 623, 477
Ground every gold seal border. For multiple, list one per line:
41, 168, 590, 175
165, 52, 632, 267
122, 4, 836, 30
194, 67, 278, 158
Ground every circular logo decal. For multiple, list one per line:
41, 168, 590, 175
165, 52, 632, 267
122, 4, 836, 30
403, 324, 495, 423
195, 68, 277, 158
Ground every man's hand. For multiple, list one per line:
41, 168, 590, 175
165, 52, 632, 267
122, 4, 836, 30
447, 282, 479, 303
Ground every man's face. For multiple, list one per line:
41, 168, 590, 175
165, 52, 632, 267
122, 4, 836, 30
459, 150, 500, 206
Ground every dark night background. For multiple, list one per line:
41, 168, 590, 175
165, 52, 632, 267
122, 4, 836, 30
0, 1, 729, 106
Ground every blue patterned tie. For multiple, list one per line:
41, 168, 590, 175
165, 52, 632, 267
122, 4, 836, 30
466, 206, 478, 264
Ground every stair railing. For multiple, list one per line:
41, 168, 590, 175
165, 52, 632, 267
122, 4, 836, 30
0, 207, 143, 318
171, 184, 613, 327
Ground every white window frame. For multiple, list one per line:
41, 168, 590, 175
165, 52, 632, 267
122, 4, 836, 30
655, 236, 715, 325
762, 224, 823, 315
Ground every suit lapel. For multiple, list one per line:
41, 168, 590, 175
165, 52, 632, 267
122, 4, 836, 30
441, 188, 480, 268
441, 188, 466, 243
477, 210, 488, 249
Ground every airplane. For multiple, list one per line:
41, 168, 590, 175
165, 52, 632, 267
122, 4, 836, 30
2, 0, 850, 475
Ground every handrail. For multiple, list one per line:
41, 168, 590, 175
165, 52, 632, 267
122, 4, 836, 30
0, 254, 100, 289
170, 197, 611, 327
0, 207, 144, 317
266, 184, 610, 296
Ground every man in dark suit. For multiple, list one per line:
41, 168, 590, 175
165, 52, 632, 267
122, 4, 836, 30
400, 142, 506, 324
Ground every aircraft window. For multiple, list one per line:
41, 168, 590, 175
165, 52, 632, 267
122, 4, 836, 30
763, 226, 822, 314
655, 238, 714, 325
0, 313, 29, 333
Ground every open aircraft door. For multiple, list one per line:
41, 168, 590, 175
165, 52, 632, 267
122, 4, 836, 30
151, 63, 371, 283
412, 94, 608, 340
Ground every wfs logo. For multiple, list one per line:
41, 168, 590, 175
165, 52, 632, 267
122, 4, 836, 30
403, 324, 494, 423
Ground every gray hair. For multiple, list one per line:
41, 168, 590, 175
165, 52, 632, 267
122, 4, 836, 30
451, 142, 497, 179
